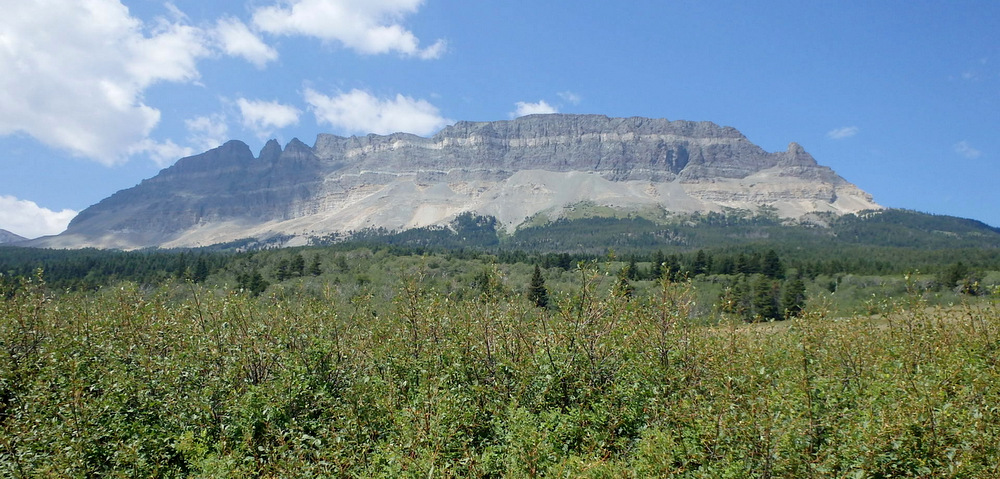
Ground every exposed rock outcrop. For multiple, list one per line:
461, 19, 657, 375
33, 114, 881, 249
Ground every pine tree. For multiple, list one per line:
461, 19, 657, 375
626, 257, 639, 280
692, 250, 708, 276
735, 253, 751, 275
651, 250, 666, 280
289, 253, 306, 277
761, 249, 784, 279
335, 255, 350, 272
238, 270, 269, 296
665, 255, 681, 281
528, 265, 549, 308
274, 258, 290, 281
174, 253, 188, 279
720, 275, 752, 321
752, 275, 780, 321
781, 275, 806, 319
191, 257, 210, 283
308, 255, 322, 276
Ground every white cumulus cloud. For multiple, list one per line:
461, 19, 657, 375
253, 0, 445, 59
826, 126, 859, 140
213, 17, 279, 68
0, 196, 78, 239
237, 98, 302, 139
305, 88, 450, 136
512, 100, 558, 118
0, 0, 213, 165
954, 141, 982, 159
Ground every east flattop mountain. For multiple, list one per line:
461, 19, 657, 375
28, 114, 881, 250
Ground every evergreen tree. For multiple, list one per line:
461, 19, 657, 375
752, 275, 781, 321
237, 270, 269, 296
939, 261, 969, 290
651, 250, 666, 280
626, 257, 639, 280
720, 275, 752, 321
289, 253, 306, 277
274, 258, 290, 281
557, 253, 573, 270
716, 256, 735, 275
335, 255, 350, 272
528, 265, 549, 308
665, 255, 681, 282
308, 255, 322, 276
191, 257, 210, 283
761, 249, 784, 279
692, 250, 708, 276
781, 275, 807, 318
173, 253, 188, 279
735, 253, 751, 275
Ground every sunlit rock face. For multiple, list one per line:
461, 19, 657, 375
36, 114, 880, 249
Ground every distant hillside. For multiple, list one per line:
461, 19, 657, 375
339, 207, 1000, 256
0, 229, 26, 245
3, 208, 1000, 292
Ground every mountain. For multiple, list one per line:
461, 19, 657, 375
31, 114, 881, 250
0, 229, 26, 245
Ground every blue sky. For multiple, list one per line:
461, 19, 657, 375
1, 0, 997, 238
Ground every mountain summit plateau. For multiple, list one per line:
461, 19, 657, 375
34, 114, 880, 249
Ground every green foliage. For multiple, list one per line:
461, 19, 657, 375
2, 271, 999, 476
614, 264, 636, 298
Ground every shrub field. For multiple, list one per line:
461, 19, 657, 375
2, 266, 1000, 477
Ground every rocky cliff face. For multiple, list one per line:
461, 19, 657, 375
36, 114, 880, 249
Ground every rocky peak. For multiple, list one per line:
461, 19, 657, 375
258, 139, 282, 162
162, 140, 254, 178
283, 138, 312, 155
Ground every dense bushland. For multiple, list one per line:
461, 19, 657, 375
2, 267, 999, 477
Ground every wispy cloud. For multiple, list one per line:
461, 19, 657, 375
0, 195, 78, 239
826, 126, 859, 140
511, 100, 558, 118
557, 91, 582, 105
129, 139, 195, 167
237, 99, 301, 139
185, 114, 230, 151
954, 141, 982, 159
253, 0, 445, 59
305, 88, 451, 136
